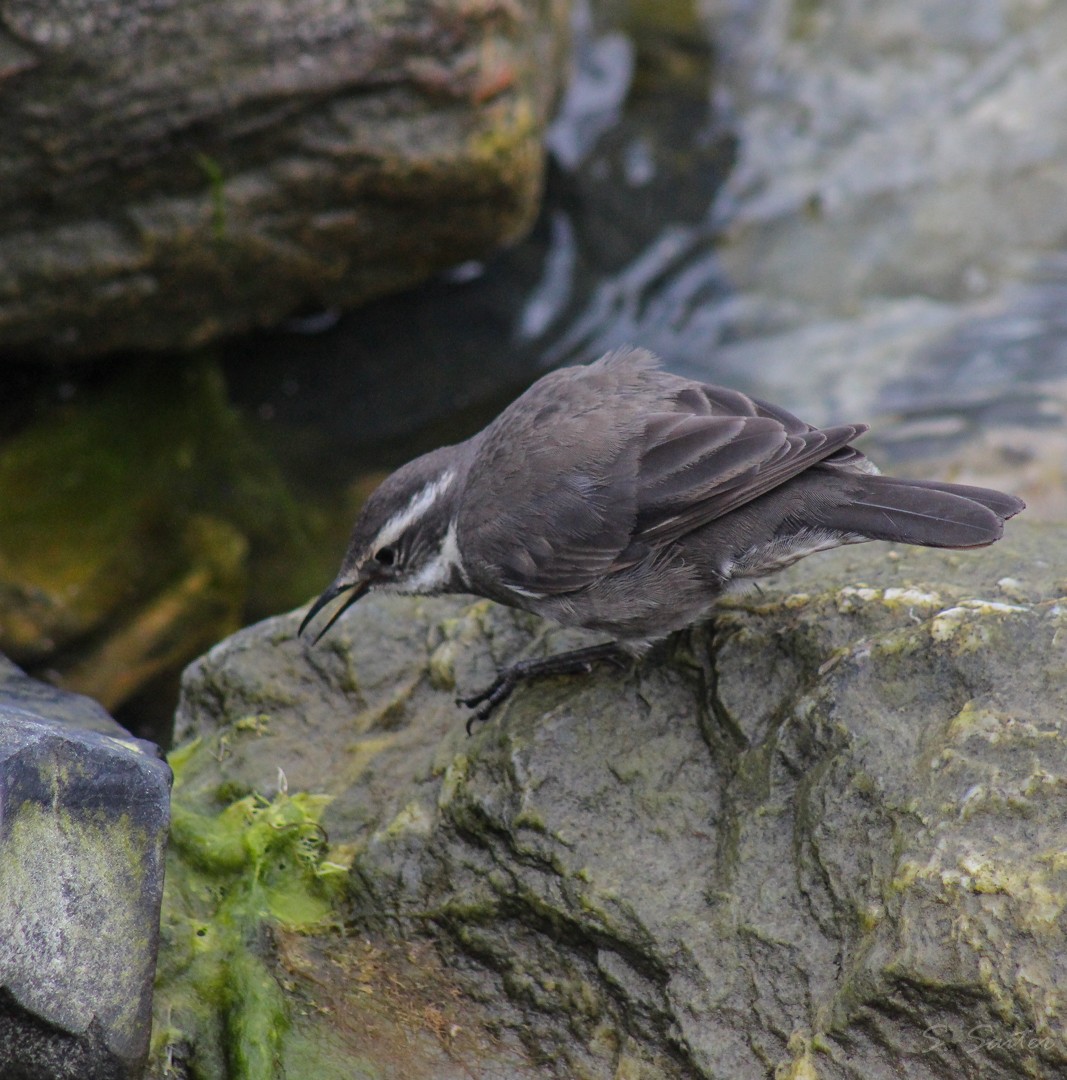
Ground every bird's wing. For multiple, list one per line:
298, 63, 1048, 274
460, 355, 866, 599
457, 362, 644, 598
626, 384, 868, 555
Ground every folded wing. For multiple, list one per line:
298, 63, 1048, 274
463, 355, 868, 598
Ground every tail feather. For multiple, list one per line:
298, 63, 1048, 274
821, 476, 1025, 550
878, 478, 1025, 522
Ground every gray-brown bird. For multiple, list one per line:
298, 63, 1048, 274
301, 347, 1025, 728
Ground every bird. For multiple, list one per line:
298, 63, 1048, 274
300, 346, 1025, 730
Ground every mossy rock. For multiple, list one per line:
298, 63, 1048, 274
165, 522, 1066, 1079
0, 360, 325, 712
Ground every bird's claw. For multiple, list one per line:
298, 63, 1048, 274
455, 642, 631, 735
456, 673, 520, 734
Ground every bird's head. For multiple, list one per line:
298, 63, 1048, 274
299, 446, 466, 643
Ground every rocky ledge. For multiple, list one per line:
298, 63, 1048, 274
163, 522, 1065, 1079
0, 0, 567, 358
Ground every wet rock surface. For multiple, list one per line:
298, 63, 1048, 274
0, 0, 567, 358
0, 361, 318, 722
0, 660, 171, 1080
170, 522, 1064, 1079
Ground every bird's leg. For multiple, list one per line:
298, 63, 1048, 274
458, 642, 631, 733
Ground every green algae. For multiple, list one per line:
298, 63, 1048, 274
776, 1033, 823, 1080
0, 358, 327, 676
196, 154, 229, 243
151, 738, 350, 1080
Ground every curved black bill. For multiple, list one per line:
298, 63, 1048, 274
298, 578, 370, 644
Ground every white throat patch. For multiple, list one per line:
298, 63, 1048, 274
397, 519, 466, 594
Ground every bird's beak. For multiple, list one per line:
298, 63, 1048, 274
298, 575, 371, 644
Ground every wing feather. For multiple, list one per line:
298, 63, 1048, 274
631, 421, 864, 552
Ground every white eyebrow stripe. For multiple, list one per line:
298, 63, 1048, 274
374, 469, 455, 550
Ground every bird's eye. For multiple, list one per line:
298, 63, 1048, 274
374, 546, 396, 567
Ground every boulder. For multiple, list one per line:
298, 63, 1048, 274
166, 521, 1065, 1078
0, 361, 306, 717
0, 0, 568, 358
0, 658, 171, 1080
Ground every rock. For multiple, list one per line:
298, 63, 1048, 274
0, 660, 171, 1080
166, 521, 1065, 1078
0, 359, 324, 716
0, 653, 127, 738
0, 0, 568, 359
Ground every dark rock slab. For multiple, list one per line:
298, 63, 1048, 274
170, 522, 1063, 1078
0, 0, 568, 358
0, 654, 127, 737
0, 659, 171, 1080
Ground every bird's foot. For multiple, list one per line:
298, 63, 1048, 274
458, 642, 630, 734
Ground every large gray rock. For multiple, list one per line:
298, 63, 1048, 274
0, 0, 568, 358
170, 521, 1064, 1079
0, 659, 171, 1080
